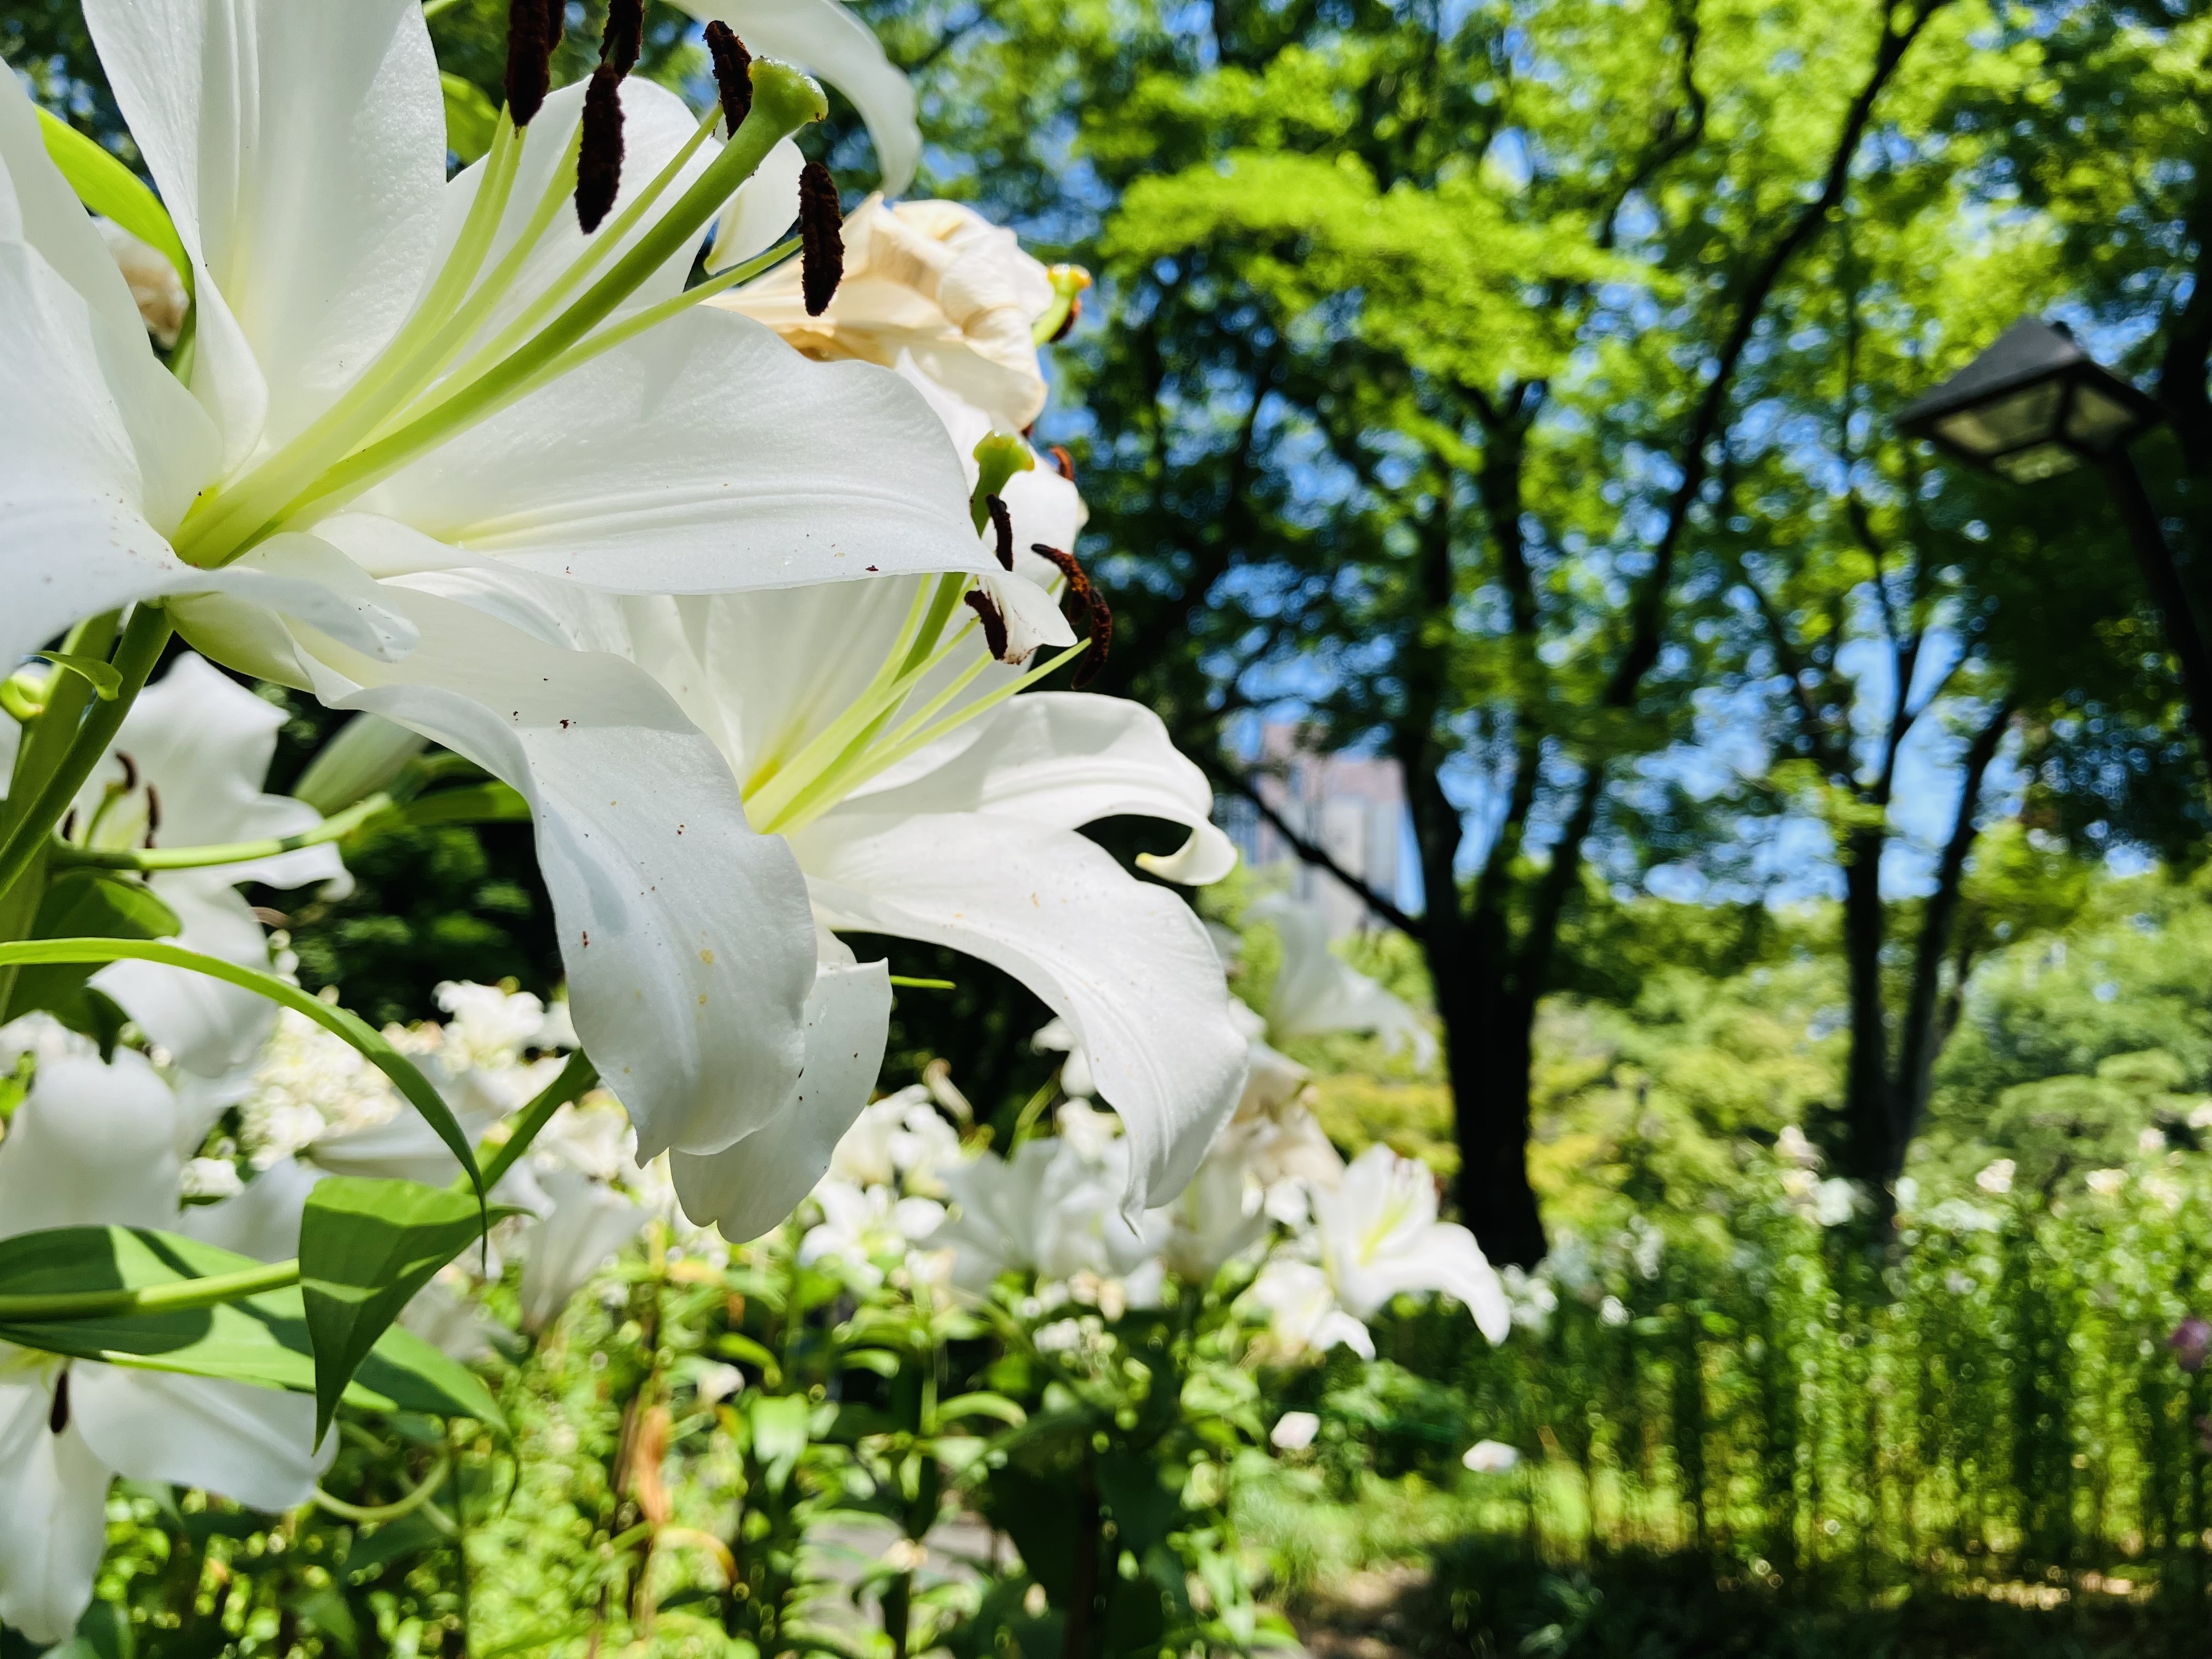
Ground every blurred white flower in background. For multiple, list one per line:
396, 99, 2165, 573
799, 1180, 947, 1291
0, 1053, 328, 1642
1311, 1146, 1510, 1341
1975, 1159, 2016, 1195
1269, 1410, 1321, 1452
1463, 1440, 1520, 1474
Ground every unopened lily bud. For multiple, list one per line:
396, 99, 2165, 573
95, 219, 187, 349
294, 712, 428, 814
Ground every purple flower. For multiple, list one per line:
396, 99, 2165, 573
2168, 1317, 2212, 1374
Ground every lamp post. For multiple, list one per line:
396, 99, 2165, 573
1897, 317, 2212, 752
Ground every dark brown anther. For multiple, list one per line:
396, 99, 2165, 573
116, 752, 138, 792
704, 21, 753, 132
1050, 445, 1076, 483
48, 1370, 69, 1435
1032, 543, 1111, 689
964, 590, 1010, 661
600, 0, 644, 74
143, 783, 161, 844
546, 0, 566, 42
986, 494, 1015, 571
505, 0, 554, 126
59, 809, 76, 842
799, 160, 844, 317
1049, 294, 1082, 343
575, 65, 625, 233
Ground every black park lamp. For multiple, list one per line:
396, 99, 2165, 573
1899, 317, 2212, 752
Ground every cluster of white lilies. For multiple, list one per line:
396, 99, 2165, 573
0, 0, 1504, 1640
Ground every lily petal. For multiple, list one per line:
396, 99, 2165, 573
710, 137, 808, 274
671, 957, 893, 1240
84, 0, 447, 462
95, 881, 282, 1077
519, 1169, 648, 1331
798, 812, 1245, 1209
355, 306, 985, 596
0, 166, 221, 665
0, 1053, 180, 1237
73, 1365, 330, 1511
847, 692, 1238, 885
272, 563, 816, 1160
673, 0, 922, 195
0, 1376, 111, 1645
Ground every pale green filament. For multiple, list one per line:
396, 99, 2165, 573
172, 64, 827, 571
744, 579, 1087, 839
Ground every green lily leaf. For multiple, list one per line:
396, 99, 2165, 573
0, 1224, 501, 1427
1, 873, 181, 1028
0, 938, 484, 1206
300, 1177, 514, 1442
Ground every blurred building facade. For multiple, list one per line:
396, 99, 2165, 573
1216, 724, 1413, 937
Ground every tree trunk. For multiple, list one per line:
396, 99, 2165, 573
1832, 823, 1891, 1184
1440, 962, 1548, 1269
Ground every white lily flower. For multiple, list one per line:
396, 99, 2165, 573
719, 198, 1058, 432
399, 1277, 515, 1365
826, 1086, 962, 1195
41, 653, 343, 1080
935, 1112, 1166, 1291
933, 1139, 1057, 1286
93, 217, 186, 348
1310, 1146, 1510, 1342
797, 1177, 946, 1290
1462, 1439, 1521, 1473
4, 0, 1001, 1173
1243, 1259, 1374, 1361
1152, 1131, 1270, 1283
518, 1169, 648, 1331
1254, 895, 1436, 1070
0, 1053, 328, 1642
435, 979, 561, 1071
617, 585, 1246, 1235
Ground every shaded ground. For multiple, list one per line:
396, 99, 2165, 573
1286, 1542, 2212, 1659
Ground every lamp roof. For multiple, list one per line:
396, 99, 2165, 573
1897, 319, 2089, 431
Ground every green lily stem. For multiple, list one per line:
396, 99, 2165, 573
314, 1451, 453, 1523
0, 936, 485, 1201
50, 792, 394, 872
475, 1049, 601, 1192
0, 613, 121, 1014
0, 1256, 299, 1322
0, 603, 171, 907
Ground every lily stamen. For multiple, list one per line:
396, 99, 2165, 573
799, 159, 844, 317
171, 54, 831, 572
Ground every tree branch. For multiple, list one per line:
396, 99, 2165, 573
1213, 765, 1423, 937
1603, 0, 1948, 708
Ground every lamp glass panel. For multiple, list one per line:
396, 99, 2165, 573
2064, 382, 2145, 452
1933, 380, 2064, 458
1992, 441, 2080, 484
